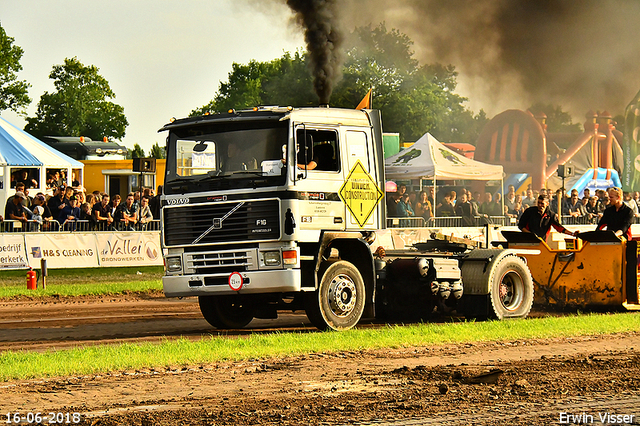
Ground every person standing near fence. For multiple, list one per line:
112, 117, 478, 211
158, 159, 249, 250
436, 193, 455, 217
59, 195, 81, 231
398, 192, 416, 226
5, 191, 29, 225
567, 192, 586, 219
47, 186, 68, 217
479, 192, 501, 219
150, 185, 162, 219
138, 196, 154, 230
115, 193, 139, 231
93, 194, 114, 230
455, 192, 476, 226
415, 191, 433, 223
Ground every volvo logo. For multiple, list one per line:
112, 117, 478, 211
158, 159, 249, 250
192, 202, 245, 244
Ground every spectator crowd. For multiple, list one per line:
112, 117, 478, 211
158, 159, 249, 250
385, 183, 640, 226
2, 181, 163, 232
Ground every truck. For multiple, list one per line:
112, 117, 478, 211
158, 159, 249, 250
158, 106, 535, 330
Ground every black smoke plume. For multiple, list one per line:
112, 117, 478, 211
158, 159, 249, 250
286, 0, 344, 105
337, 0, 640, 116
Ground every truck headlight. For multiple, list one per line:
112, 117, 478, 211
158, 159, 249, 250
262, 251, 281, 266
166, 256, 182, 273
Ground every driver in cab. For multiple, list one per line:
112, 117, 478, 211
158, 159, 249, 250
518, 194, 578, 240
224, 142, 257, 171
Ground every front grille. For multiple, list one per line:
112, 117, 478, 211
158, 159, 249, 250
185, 249, 256, 275
163, 199, 280, 246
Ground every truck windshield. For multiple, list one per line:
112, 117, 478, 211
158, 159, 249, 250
165, 121, 288, 186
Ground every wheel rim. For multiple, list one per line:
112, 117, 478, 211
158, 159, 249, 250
327, 273, 357, 317
498, 270, 524, 311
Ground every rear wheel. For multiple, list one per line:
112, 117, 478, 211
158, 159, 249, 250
461, 251, 534, 320
198, 295, 255, 329
304, 260, 366, 331
488, 256, 533, 319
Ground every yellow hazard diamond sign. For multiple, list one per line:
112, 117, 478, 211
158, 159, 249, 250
339, 160, 384, 227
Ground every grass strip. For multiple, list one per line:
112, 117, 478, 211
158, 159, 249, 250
0, 312, 638, 382
0, 280, 162, 298
0, 266, 163, 287
0, 266, 163, 298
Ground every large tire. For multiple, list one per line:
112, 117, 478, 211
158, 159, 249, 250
461, 251, 534, 320
304, 260, 366, 331
198, 295, 254, 329
488, 255, 533, 319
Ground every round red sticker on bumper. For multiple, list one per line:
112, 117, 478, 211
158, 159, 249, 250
228, 272, 243, 291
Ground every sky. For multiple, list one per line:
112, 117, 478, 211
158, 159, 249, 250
1, 0, 639, 154
0, 0, 305, 153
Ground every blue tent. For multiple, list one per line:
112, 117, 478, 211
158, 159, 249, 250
0, 118, 41, 166
0, 116, 83, 168
0, 116, 83, 206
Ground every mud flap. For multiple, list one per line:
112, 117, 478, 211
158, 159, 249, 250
625, 240, 639, 304
459, 294, 492, 319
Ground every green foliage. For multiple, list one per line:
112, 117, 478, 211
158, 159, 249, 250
191, 51, 314, 115
149, 142, 166, 159
0, 24, 31, 113
129, 143, 145, 159
528, 103, 582, 133
193, 25, 485, 144
24, 57, 128, 140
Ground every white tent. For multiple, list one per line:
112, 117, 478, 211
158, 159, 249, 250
385, 133, 503, 181
0, 116, 83, 209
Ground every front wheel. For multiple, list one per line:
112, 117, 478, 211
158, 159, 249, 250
198, 295, 255, 329
304, 261, 366, 331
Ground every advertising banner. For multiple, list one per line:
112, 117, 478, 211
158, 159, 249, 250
0, 234, 29, 269
622, 89, 640, 191
96, 232, 162, 267
25, 233, 99, 268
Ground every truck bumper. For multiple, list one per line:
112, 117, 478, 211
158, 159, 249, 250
163, 269, 302, 298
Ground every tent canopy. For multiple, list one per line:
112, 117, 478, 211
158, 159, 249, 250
0, 116, 83, 168
385, 133, 503, 181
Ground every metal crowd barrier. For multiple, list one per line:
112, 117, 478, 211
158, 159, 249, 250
386, 215, 519, 228
0, 219, 161, 232
387, 217, 426, 228
560, 215, 596, 225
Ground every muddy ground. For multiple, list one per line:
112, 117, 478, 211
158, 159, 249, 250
0, 295, 638, 425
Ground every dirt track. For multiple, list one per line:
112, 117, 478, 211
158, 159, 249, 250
0, 295, 639, 425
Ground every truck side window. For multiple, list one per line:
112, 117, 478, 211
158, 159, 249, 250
295, 129, 339, 172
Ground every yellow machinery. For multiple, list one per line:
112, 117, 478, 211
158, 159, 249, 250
501, 230, 640, 310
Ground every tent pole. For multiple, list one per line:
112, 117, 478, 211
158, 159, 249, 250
433, 177, 437, 220
501, 177, 505, 221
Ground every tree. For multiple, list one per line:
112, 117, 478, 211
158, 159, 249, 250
149, 142, 165, 159
0, 24, 31, 113
192, 25, 484, 144
528, 103, 582, 133
191, 51, 314, 116
332, 25, 487, 144
128, 143, 145, 159
25, 57, 128, 140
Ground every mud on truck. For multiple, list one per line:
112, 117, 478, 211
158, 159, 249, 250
159, 106, 534, 331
